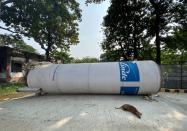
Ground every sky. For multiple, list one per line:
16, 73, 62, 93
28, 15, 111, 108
0, 0, 110, 59
70, 0, 110, 59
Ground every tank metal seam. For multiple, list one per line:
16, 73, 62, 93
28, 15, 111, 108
52, 64, 60, 81
52, 64, 61, 93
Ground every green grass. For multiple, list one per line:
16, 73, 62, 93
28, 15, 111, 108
0, 83, 25, 96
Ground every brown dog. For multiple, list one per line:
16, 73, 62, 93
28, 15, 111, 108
115, 104, 142, 119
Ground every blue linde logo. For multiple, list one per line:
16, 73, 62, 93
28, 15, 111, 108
120, 86, 139, 95
119, 61, 140, 82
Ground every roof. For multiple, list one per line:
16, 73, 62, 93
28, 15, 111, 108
0, 46, 45, 60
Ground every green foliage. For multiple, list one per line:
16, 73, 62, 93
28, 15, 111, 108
138, 42, 156, 61
0, 34, 36, 53
101, 0, 149, 61
148, 0, 175, 37
50, 50, 99, 64
1, 0, 82, 61
100, 0, 187, 63
0, 83, 25, 96
50, 50, 73, 64
15, 40, 37, 53
85, 0, 105, 4
161, 49, 187, 64
147, 0, 183, 64
71, 57, 99, 63
164, 25, 187, 51
100, 50, 122, 62
100, 42, 156, 62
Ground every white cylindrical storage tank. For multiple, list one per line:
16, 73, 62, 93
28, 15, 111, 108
27, 61, 161, 95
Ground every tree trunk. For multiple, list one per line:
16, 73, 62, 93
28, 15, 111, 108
45, 31, 52, 61
118, 41, 127, 60
133, 0, 138, 60
45, 48, 51, 61
155, 10, 161, 64
133, 39, 138, 60
133, 24, 138, 60
149, 0, 161, 64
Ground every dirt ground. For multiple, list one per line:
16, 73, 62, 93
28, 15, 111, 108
0, 92, 33, 102
0, 92, 187, 131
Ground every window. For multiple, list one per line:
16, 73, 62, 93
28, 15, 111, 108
11, 61, 22, 72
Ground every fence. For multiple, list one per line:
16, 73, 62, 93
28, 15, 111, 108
161, 63, 187, 89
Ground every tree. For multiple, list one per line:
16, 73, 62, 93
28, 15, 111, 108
100, 50, 122, 62
147, 0, 176, 64
161, 49, 187, 64
162, 2, 187, 63
164, 25, 187, 51
50, 50, 74, 64
85, 0, 104, 4
138, 40, 156, 61
101, 0, 149, 61
0, 34, 36, 53
162, 25, 187, 64
87, 0, 187, 64
0, 0, 81, 61
71, 57, 99, 63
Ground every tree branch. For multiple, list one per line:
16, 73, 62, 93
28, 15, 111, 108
1, 0, 13, 7
85, 0, 104, 5
0, 26, 28, 36
149, 0, 157, 9
39, 43, 46, 50
0, 26, 17, 33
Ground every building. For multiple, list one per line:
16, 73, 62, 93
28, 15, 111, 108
0, 46, 45, 82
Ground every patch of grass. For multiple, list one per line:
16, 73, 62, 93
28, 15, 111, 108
0, 83, 26, 96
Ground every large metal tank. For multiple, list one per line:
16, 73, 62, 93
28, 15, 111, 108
27, 61, 161, 95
